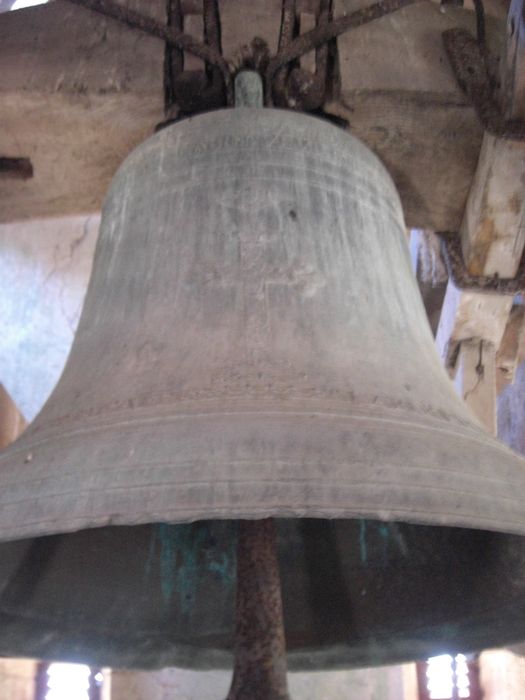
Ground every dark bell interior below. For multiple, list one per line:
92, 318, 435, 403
1, 517, 524, 671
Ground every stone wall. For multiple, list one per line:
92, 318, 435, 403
111, 665, 411, 700
480, 649, 525, 700
0, 658, 37, 700
0, 214, 99, 421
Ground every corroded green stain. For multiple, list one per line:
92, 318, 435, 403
359, 519, 368, 565
143, 524, 179, 605
144, 527, 157, 580
378, 524, 389, 539
207, 548, 236, 588
158, 523, 179, 605
172, 525, 201, 616
144, 522, 236, 617
359, 521, 404, 567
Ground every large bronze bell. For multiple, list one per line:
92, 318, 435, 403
2, 106, 525, 674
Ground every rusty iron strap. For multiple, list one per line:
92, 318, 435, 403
265, 0, 423, 105
273, 0, 297, 103
443, 28, 525, 140
65, 0, 234, 105
439, 232, 525, 294
282, 0, 336, 111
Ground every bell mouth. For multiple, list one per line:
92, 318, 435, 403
0, 517, 524, 670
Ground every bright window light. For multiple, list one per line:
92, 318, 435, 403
11, 0, 49, 9
45, 663, 91, 700
427, 654, 454, 699
426, 654, 471, 699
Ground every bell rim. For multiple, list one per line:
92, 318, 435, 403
1, 407, 525, 542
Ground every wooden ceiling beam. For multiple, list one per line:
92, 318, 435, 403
0, 0, 506, 228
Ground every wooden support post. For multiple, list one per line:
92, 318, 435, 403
435, 280, 512, 372
0, 383, 26, 449
0, 1, 494, 227
435, 280, 512, 432
499, 0, 525, 122
460, 134, 525, 278
226, 519, 291, 700
454, 339, 497, 434
496, 304, 525, 392
460, 0, 525, 279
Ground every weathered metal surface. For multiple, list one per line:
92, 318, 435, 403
1, 111, 525, 670
234, 70, 264, 108
2, 520, 525, 670
3, 108, 525, 538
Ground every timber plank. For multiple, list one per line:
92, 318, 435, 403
0, 0, 505, 227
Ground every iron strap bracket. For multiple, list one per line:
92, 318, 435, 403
438, 232, 525, 295
265, 0, 422, 107
443, 28, 525, 141
65, 0, 424, 115
164, 0, 226, 117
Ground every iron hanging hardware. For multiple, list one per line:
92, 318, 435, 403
265, 0, 422, 107
65, 0, 424, 114
271, 0, 337, 112
443, 28, 525, 141
66, 0, 234, 105
438, 232, 525, 294
164, 0, 226, 117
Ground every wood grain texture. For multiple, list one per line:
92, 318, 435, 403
0, 384, 26, 450
459, 0, 525, 278
0, 0, 506, 227
460, 133, 525, 277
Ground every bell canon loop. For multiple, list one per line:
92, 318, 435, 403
1, 108, 525, 669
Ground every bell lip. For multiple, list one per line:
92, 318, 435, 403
1, 407, 525, 543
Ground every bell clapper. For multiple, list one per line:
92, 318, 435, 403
226, 518, 291, 700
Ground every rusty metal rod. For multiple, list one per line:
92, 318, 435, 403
65, 0, 234, 105
265, 0, 422, 105
273, 0, 297, 103
225, 519, 290, 700
439, 232, 525, 294
443, 28, 525, 140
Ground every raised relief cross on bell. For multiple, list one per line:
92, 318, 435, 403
2, 72, 525, 699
